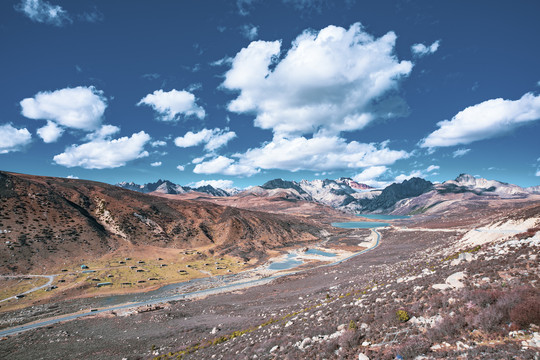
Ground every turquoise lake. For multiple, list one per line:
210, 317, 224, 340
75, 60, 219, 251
268, 254, 303, 270
331, 221, 389, 229
305, 249, 337, 257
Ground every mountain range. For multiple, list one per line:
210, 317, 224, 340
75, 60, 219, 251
117, 174, 540, 214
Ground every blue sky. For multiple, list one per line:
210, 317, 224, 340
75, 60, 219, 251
1, 0, 539, 189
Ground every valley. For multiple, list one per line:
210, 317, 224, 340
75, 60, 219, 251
0, 171, 538, 359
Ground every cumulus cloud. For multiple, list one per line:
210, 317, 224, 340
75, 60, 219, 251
176, 165, 185, 171
174, 128, 236, 152
453, 148, 471, 158
151, 140, 167, 147
394, 165, 439, 183
352, 166, 389, 188
411, 40, 440, 57
193, 156, 259, 176
66, 175, 78, 179
536, 169, 540, 177
53, 131, 150, 169
150, 161, 162, 167
241, 24, 258, 40
37, 120, 63, 143
421, 92, 540, 148
137, 89, 205, 122
193, 179, 234, 189
15, 0, 72, 26
223, 23, 413, 138
194, 137, 409, 176
0, 124, 32, 154
20, 86, 107, 133
84, 124, 120, 140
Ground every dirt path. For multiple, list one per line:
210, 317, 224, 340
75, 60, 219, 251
0, 275, 56, 304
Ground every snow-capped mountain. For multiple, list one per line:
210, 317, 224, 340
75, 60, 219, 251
115, 180, 235, 197
258, 178, 375, 210
443, 174, 531, 197
117, 174, 539, 215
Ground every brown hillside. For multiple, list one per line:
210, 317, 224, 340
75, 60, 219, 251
0, 171, 326, 274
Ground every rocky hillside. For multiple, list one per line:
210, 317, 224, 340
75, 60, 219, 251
0, 171, 326, 274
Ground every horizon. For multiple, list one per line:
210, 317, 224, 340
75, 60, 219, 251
1, 1, 540, 188
3, 169, 538, 191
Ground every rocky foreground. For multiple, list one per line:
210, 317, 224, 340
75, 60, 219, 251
0, 202, 538, 359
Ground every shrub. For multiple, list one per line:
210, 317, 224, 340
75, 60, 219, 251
397, 336, 431, 359
510, 297, 540, 328
428, 315, 466, 341
339, 329, 362, 351
396, 310, 410, 322
348, 320, 357, 330
474, 305, 504, 333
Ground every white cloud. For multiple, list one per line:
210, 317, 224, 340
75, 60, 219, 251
394, 170, 425, 183
85, 124, 120, 140
353, 166, 388, 182
137, 89, 205, 122
150, 161, 162, 167
192, 156, 207, 164
352, 166, 389, 188
53, 131, 150, 169
176, 165, 185, 171
194, 137, 409, 176
174, 128, 236, 152
37, 120, 63, 143
151, 140, 167, 147
421, 92, 540, 148
15, 0, 72, 26
66, 175, 78, 179
453, 148, 471, 158
241, 24, 258, 40
411, 40, 440, 57
223, 23, 413, 138
193, 179, 234, 189
20, 86, 107, 132
394, 165, 439, 183
194, 156, 259, 176
536, 169, 540, 177
0, 124, 32, 154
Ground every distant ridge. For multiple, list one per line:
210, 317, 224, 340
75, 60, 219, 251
116, 180, 232, 197
116, 174, 539, 214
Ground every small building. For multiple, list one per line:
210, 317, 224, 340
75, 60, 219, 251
96, 282, 112, 288
136, 269, 145, 273
81, 265, 89, 269
160, 264, 167, 267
